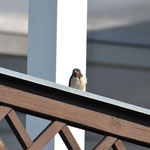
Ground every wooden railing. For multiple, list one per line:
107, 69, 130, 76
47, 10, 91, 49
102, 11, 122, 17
0, 68, 150, 150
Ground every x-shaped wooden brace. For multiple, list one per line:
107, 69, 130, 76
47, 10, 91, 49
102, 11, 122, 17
0, 106, 126, 150
0, 106, 81, 150
93, 136, 126, 150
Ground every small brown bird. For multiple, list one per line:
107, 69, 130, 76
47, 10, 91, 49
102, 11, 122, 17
69, 68, 87, 91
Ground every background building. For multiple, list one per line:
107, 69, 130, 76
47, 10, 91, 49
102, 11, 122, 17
0, 0, 27, 73
0, 0, 150, 149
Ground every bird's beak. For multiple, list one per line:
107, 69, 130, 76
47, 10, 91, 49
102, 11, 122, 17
74, 70, 79, 75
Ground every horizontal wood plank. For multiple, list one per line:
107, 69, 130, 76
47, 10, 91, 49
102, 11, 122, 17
0, 85, 150, 147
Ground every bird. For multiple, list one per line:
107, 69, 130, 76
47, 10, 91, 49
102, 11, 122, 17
69, 68, 87, 91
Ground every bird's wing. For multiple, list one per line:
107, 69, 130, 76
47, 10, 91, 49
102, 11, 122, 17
69, 75, 73, 87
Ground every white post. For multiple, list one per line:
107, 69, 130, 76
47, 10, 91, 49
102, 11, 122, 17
55, 0, 87, 149
27, 0, 87, 149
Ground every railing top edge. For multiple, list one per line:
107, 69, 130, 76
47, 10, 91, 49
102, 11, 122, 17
0, 67, 150, 117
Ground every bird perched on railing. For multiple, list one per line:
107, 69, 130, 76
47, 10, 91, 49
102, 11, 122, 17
69, 68, 87, 91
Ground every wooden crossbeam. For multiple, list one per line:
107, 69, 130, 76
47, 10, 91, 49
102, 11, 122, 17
5, 110, 33, 150
59, 125, 81, 150
0, 106, 12, 121
0, 138, 8, 150
27, 121, 65, 150
113, 140, 126, 150
93, 136, 117, 150
1, 85, 150, 147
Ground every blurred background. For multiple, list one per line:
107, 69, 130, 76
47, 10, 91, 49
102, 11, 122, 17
0, 0, 150, 149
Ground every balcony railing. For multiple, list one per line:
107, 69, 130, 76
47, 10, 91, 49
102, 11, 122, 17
0, 67, 150, 150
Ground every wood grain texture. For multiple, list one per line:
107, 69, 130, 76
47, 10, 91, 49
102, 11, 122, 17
93, 136, 117, 150
28, 121, 65, 150
1, 85, 150, 147
5, 110, 33, 150
113, 140, 126, 150
59, 125, 81, 150
0, 138, 8, 150
0, 106, 12, 121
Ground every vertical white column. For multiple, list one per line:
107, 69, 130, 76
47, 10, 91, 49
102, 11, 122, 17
55, 0, 87, 149
28, 0, 57, 81
27, 0, 57, 149
28, 0, 87, 149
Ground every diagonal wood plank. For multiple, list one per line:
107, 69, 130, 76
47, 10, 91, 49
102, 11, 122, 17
93, 136, 117, 150
0, 138, 8, 150
112, 140, 126, 150
59, 125, 81, 150
27, 121, 66, 150
0, 106, 12, 121
5, 110, 33, 150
